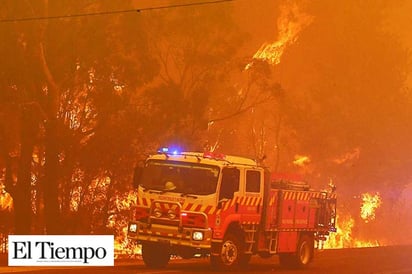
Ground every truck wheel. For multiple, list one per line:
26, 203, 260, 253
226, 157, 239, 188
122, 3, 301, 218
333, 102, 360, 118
142, 242, 170, 268
210, 233, 243, 270
296, 235, 314, 267
279, 235, 314, 269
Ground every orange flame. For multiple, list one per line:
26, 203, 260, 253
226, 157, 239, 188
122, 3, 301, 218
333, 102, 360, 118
0, 183, 14, 212
108, 190, 141, 257
323, 214, 380, 249
325, 192, 383, 248
360, 192, 382, 223
323, 214, 354, 249
113, 226, 141, 258
247, 2, 313, 68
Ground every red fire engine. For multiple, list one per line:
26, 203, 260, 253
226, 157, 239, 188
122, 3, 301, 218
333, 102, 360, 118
127, 148, 337, 270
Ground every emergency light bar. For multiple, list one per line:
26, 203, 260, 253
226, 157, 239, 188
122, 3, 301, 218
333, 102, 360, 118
157, 147, 227, 161
157, 147, 180, 155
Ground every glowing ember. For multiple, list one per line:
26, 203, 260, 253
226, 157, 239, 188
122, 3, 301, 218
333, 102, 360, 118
247, 2, 313, 68
360, 192, 382, 223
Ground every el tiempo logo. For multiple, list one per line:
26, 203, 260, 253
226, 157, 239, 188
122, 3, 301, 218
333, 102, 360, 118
8, 235, 114, 266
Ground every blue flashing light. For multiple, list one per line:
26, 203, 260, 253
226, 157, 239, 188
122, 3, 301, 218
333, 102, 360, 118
157, 146, 181, 155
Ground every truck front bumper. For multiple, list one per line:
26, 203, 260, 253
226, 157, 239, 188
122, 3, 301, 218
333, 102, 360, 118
127, 221, 212, 249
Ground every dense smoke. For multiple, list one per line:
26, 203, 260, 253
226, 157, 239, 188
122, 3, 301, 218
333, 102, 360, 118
232, 0, 412, 245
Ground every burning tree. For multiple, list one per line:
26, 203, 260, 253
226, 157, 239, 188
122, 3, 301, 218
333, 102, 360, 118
360, 192, 382, 223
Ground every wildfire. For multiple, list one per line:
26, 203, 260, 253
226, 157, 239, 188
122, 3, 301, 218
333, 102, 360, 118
324, 192, 383, 249
323, 214, 354, 249
112, 226, 141, 258
246, 2, 313, 68
323, 214, 380, 249
360, 192, 382, 223
108, 190, 141, 257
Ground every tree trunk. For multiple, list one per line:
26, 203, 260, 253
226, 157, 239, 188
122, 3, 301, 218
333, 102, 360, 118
14, 107, 37, 234
43, 117, 61, 234
37, 9, 63, 233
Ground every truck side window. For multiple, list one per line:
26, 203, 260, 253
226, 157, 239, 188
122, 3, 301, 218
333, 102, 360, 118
246, 170, 261, 192
219, 168, 240, 200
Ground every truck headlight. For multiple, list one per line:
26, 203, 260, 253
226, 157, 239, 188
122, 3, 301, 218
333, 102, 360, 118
192, 231, 204, 241
153, 208, 162, 218
167, 209, 177, 220
129, 223, 137, 233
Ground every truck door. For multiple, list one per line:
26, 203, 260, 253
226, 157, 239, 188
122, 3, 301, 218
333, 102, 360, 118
219, 167, 240, 201
240, 169, 264, 223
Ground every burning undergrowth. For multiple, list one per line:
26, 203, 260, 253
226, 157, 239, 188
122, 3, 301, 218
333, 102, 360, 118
324, 185, 412, 248
323, 192, 382, 249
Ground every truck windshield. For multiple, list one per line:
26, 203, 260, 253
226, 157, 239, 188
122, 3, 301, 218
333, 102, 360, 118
139, 160, 220, 195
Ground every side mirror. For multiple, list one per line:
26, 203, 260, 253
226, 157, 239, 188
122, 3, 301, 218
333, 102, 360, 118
133, 166, 143, 188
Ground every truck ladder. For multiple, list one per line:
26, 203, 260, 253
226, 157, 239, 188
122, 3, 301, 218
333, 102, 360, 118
243, 224, 257, 254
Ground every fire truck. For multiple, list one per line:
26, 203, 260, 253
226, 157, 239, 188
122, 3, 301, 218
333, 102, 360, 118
127, 148, 337, 270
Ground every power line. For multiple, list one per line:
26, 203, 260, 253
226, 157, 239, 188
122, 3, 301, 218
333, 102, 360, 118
0, 0, 235, 23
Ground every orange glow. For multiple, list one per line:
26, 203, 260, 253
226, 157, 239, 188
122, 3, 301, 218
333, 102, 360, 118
360, 192, 382, 223
69, 186, 81, 212
59, 87, 97, 145
108, 190, 140, 256
0, 183, 14, 212
115, 190, 137, 211
333, 148, 360, 165
247, 2, 313, 68
293, 154, 310, 167
323, 214, 354, 249
323, 213, 380, 249
113, 226, 141, 258
325, 192, 382, 249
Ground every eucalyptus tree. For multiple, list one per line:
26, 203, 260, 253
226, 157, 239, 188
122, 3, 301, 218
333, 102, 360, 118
139, 2, 246, 149
0, 0, 157, 233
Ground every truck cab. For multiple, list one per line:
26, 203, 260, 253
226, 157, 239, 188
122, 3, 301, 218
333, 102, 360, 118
128, 149, 265, 268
